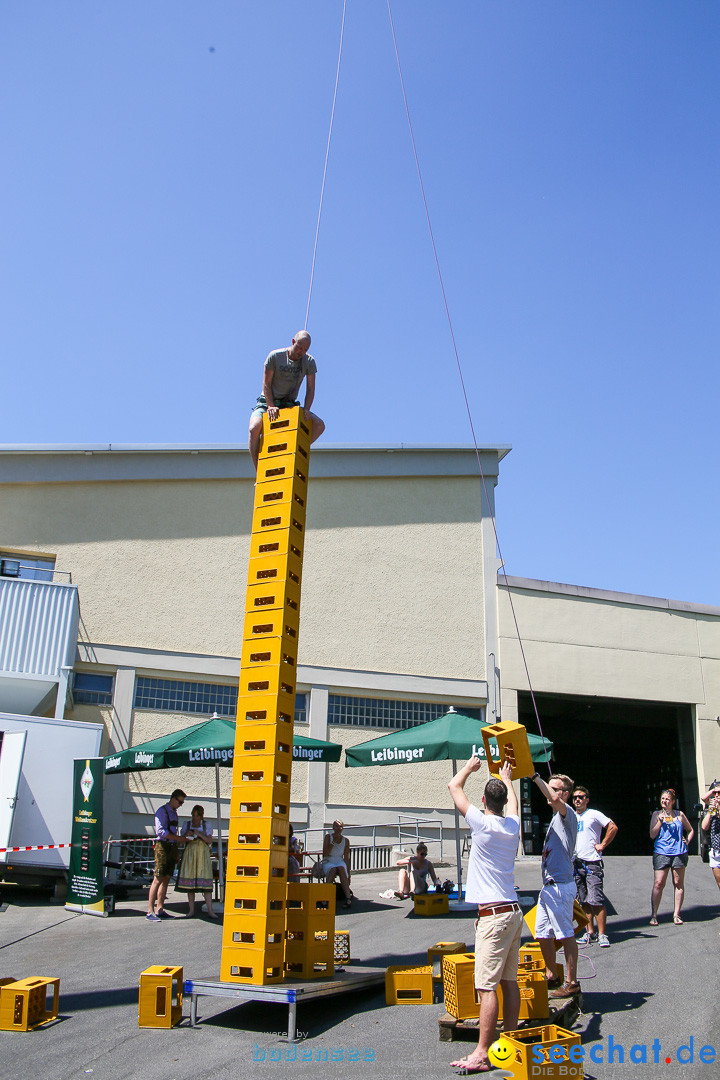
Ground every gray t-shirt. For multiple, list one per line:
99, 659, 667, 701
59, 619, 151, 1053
264, 348, 317, 402
541, 803, 577, 885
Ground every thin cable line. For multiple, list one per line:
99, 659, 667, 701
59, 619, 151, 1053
385, 0, 551, 770
304, 0, 347, 331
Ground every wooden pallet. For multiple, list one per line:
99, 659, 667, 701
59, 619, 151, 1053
438, 992, 582, 1042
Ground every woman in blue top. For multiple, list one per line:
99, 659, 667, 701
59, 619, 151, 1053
649, 789, 694, 925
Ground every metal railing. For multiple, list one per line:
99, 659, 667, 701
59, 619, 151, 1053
298, 816, 444, 871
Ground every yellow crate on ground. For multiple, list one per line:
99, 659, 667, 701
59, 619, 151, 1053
442, 953, 478, 1020
481, 721, 534, 780
334, 930, 351, 964
413, 892, 449, 916
385, 965, 434, 1005
495, 1025, 582, 1079
427, 941, 466, 981
0, 977, 60, 1031
497, 971, 549, 1021
138, 967, 182, 1029
220, 943, 285, 985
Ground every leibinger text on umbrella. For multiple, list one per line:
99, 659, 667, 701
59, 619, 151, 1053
188, 748, 233, 762
134, 752, 155, 766
293, 747, 325, 760
370, 747, 427, 762
106, 756, 121, 770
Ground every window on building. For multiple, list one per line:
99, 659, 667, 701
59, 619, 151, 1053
0, 551, 56, 582
134, 677, 307, 724
327, 695, 483, 730
73, 672, 114, 706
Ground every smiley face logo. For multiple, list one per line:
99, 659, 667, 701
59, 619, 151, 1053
488, 1037, 514, 1067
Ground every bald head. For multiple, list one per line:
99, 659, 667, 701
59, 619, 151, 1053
289, 331, 311, 360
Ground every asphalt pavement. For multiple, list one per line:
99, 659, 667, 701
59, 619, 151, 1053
0, 856, 718, 1080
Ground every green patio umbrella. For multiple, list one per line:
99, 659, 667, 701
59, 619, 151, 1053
104, 714, 342, 896
344, 708, 553, 898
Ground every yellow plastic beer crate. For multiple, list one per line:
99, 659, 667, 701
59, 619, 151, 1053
223, 879, 287, 917
235, 692, 295, 731
261, 410, 312, 459
240, 636, 298, 676
242, 606, 300, 644
413, 892, 449, 916
229, 783, 289, 822
246, 550, 303, 592
497, 971, 549, 1021
256, 452, 308, 491
495, 1025, 582, 1079
226, 848, 288, 885
237, 663, 297, 705
251, 500, 306, 544
482, 721, 535, 781
249, 526, 304, 564
138, 967, 182, 1029
385, 965, 434, 1005
286, 881, 336, 918
0, 977, 60, 1031
245, 576, 302, 619
220, 942, 285, 985
442, 953, 479, 1020
224, 911, 285, 949
227, 812, 290, 853
427, 942, 467, 981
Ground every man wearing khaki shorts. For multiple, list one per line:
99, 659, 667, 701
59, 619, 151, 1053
448, 758, 522, 1073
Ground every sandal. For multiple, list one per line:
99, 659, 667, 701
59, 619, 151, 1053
673, 915, 683, 924
649, 915, 658, 926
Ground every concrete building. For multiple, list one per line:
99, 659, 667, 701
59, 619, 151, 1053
1, 442, 718, 856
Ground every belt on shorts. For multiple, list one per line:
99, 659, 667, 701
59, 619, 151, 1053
476, 902, 520, 918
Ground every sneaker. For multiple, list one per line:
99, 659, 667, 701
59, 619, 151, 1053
145, 913, 161, 922
589, 931, 599, 942
547, 975, 563, 989
156, 910, 173, 920
598, 934, 610, 947
577, 931, 591, 945
549, 981, 581, 999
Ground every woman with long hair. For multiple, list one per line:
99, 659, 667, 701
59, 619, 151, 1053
649, 789, 694, 925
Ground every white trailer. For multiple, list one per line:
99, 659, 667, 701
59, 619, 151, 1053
0, 712, 104, 885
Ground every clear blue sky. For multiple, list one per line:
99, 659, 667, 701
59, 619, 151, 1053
2, 3, 719, 607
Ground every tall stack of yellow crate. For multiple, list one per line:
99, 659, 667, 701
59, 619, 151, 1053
221, 408, 312, 985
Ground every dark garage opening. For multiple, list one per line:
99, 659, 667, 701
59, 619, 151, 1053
518, 691, 697, 855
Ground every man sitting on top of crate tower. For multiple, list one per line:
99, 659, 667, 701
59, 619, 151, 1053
248, 331, 325, 470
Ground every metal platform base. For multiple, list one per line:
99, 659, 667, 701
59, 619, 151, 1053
184, 968, 385, 1040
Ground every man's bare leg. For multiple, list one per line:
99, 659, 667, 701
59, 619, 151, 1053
249, 414, 263, 471
449, 988, 497, 1069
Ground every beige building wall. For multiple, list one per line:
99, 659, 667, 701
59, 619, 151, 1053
3, 445, 502, 840
498, 577, 720, 788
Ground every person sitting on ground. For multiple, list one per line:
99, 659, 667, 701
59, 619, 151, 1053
176, 804, 217, 919
394, 843, 440, 899
321, 819, 353, 907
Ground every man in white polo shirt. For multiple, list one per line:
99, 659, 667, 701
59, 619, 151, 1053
572, 785, 618, 948
448, 757, 521, 1074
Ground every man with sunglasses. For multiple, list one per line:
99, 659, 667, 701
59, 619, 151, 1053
572, 786, 618, 947
146, 788, 188, 922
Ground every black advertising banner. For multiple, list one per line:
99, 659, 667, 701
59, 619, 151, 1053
65, 758, 106, 916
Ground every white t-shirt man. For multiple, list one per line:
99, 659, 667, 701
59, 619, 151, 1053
464, 804, 520, 904
575, 808, 611, 862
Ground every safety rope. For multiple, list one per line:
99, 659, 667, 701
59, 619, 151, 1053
304, 0, 347, 331
385, 0, 551, 771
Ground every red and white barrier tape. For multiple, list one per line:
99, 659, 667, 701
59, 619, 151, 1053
0, 843, 74, 854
